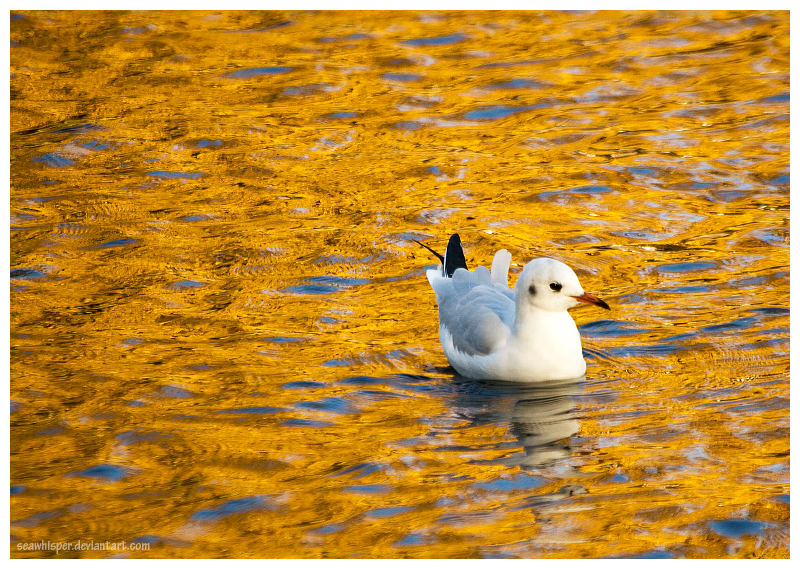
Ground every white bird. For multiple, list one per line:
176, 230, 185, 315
417, 234, 609, 382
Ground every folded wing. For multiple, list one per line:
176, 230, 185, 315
428, 263, 515, 357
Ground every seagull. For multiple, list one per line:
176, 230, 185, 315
417, 234, 609, 382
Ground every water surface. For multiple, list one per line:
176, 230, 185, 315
10, 10, 789, 559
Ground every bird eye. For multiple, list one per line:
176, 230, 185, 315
549, 282, 562, 292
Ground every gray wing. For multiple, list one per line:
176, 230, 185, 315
429, 265, 515, 356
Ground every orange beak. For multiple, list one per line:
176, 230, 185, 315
570, 292, 610, 310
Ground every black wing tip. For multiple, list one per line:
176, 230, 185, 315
412, 238, 444, 263
443, 233, 468, 278
414, 234, 468, 278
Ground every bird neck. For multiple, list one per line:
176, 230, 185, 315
513, 304, 577, 339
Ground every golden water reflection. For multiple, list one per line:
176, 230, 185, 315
10, 10, 788, 558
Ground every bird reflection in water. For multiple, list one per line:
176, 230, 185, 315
443, 374, 585, 469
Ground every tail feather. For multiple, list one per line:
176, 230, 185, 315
490, 249, 512, 289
